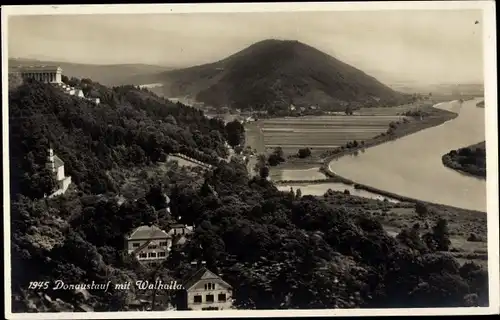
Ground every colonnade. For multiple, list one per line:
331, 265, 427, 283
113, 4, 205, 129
22, 72, 59, 83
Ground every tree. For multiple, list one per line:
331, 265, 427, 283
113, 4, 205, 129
297, 148, 311, 158
432, 219, 451, 251
268, 147, 285, 166
423, 218, 451, 252
295, 188, 302, 198
225, 120, 245, 147
259, 166, 270, 179
415, 202, 429, 217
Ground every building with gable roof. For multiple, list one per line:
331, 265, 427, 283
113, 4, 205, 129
176, 265, 234, 311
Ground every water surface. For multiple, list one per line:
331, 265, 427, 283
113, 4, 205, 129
328, 99, 486, 211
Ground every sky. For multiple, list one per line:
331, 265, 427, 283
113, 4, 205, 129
8, 10, 484, 85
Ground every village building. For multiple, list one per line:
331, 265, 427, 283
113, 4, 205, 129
125, 225, 173, 264
176, 265, 234, 311
125, 220, 193, 264
16, 65, 63, 84
45, 148, 72, 198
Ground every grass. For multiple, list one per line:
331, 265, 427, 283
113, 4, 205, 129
259, 115, 405, 155
245, 102, 436, 160
322, 191, 487, 267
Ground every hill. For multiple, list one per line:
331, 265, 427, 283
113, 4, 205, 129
157, 39, 406, 111
8, 78, 230, 198
9, 79, 488, 311
9, 58, 170, 86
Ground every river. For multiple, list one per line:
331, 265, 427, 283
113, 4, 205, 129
278, 99, 486, 212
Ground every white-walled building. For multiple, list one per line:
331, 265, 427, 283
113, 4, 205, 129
19, 66, 63, 84
46, 148, 72, 198
126, 225, 173, 264
177, 266, 234, 311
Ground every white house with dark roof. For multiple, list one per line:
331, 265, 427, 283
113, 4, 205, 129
126, 225, 172, 264
46, 148, 72, 198
176, 266, 234, 311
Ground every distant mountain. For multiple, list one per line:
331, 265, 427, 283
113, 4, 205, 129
8, 58, 171, 86
156, 39, 405, 111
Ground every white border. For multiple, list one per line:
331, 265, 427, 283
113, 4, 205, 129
2, 2, 498, 319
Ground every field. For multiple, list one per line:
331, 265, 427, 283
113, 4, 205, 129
253, 115, 407, 155
322, 191, 488, 268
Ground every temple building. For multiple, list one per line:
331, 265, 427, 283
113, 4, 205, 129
46, 147, 72, 198
18, 65, 63, 84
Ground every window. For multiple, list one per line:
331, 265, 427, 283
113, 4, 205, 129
139, 253, 147, 258
158, 251, 166, 257
193, 295, 202, 304
148, 244, 158, 249
159, 241, 168, 247
205, 294, 214, 303
204, 283, 215, 290
148, 252, 157, 258
132, 243, 140, 248
218, 293, 227, 302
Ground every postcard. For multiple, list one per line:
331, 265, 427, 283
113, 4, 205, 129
2, 2, 498, 319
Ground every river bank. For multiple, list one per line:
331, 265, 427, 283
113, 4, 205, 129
319, 103, 458, 165
317, 98, 486, 212
321, 190, 487, 268
441, 141, 486, 179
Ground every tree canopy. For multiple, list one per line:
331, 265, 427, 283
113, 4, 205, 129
9, 79, 489, 311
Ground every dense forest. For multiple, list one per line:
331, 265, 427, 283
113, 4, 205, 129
442, 142, 486, 178
9, 78, 232, 199
9, 79, 488, 312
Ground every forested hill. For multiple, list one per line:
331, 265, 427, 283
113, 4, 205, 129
9, 79, 488, 312
9, 79, 229, 199
159, 39, 406, 111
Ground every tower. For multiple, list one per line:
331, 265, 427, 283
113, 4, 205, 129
47, 147, 55, 172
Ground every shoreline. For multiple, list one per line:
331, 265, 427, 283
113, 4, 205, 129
319, 104, 458, 165
316, 99, 487, 213
276, 99, 486, 213
442, 154, 486, 180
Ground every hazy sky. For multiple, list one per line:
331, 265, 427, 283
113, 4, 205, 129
8, 10, 484, 85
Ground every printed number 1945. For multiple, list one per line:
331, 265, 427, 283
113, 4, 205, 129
28, 282, 50, 290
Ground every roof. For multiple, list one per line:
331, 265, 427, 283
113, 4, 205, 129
18, 65, 62, 72
170, 223, 186, 229
183, 267, 232, 291
52, 155, 64, 168
127, 225, 170, 240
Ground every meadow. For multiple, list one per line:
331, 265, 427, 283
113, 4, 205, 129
258, 115, 407, 155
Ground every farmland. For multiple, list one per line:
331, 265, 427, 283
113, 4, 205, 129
250, 115, 407, 155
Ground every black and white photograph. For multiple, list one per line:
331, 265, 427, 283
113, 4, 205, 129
2, 2, 498, 319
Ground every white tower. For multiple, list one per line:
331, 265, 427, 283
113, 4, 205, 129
48, 148, 55, 172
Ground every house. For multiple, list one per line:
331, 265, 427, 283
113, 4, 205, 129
176, 266, 234, 310
125, 225, 173, 264
45, 148, 72, 198
74, 89, 85, 98
168, 224, 193, 237
289, 104, 296, 111
88, 97, 100, 105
